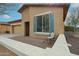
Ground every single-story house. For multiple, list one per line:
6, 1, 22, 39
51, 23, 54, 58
18, 4, 70, 39
8, 19, 22, 34
0, 22, 10, 33
0, 19, 22, 34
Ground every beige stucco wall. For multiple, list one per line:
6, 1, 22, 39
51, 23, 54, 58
10, 24, 23, 34
21, 6, 64, 39
0, 21, 23, 34
21, 7, 30, 35
10, 21, 23, 35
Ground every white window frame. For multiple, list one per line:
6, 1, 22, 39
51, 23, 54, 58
34, 11, 52, 17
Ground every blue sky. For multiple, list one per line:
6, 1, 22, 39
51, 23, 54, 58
68, 3, 79, 13
65, 3, 79, 18
0, 3, 22, 22
0, 3, 79, 22
65, 3, 79, 27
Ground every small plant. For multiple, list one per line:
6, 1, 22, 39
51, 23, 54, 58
65, 26, 74, 32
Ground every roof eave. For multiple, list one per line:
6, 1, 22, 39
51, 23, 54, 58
18, 3, 70, 13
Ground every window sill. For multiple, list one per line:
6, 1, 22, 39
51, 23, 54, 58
34, 32, 50, 35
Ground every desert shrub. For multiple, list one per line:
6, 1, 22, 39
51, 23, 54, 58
64, 26, 74, 32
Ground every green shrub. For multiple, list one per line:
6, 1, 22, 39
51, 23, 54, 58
64, 26, 74, 32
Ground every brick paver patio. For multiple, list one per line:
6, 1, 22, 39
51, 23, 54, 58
0, 44, 16, 56
65, 32, 79, 55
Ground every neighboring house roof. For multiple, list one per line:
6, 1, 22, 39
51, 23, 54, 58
0, 22, 9, 25
8, 19, 21, 24
0, 19, 21, 25
18, 3, 70, 21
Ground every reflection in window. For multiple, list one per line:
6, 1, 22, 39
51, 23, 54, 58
36, 14, 49, 32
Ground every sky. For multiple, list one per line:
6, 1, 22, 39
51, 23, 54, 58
66, 3, 79, 18
0, 3, 79, 22
65, 3, 79, 27
67, 3, 79, 14
0, 3, 22, 22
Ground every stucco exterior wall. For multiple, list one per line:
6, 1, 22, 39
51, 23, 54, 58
10, 22, 23, 35
21, 6, 64, 39
21, 7, 30, 35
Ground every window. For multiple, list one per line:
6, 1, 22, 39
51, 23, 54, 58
34, 13, 54, 33
37, 16, 42, 32
43, 14, 49, 32
36, 14, 49, 32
